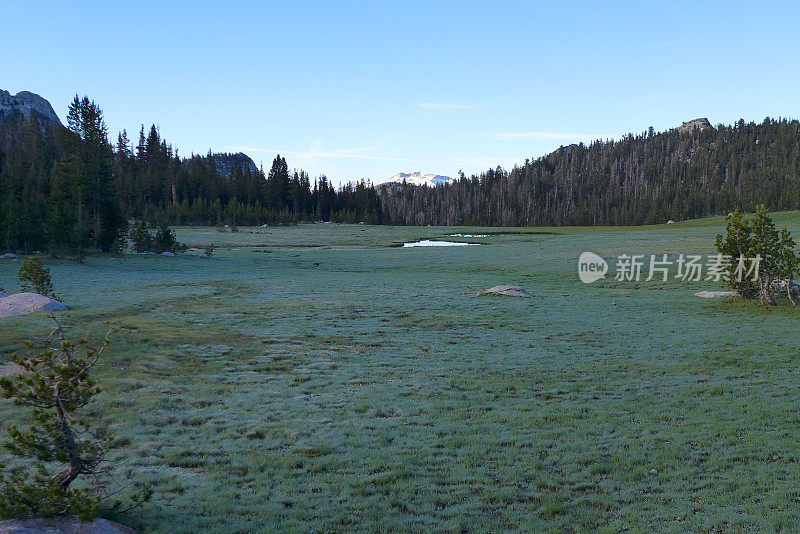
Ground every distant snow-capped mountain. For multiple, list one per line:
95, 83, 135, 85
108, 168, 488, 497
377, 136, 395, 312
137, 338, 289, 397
379, 172, 453, 187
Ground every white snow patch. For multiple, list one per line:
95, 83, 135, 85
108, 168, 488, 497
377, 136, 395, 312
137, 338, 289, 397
449, 234, 489, 238
694, 291, 737, 298
378, 172, 454, 187
403, 240, 479, 248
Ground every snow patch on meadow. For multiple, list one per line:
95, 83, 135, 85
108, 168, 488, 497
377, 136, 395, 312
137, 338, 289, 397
403, 240, 479, 248
694, 290, 737, 298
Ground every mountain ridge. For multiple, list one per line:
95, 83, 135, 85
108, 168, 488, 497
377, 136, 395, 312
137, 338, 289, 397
0, 89, 61, 126
378, 116, 800, 226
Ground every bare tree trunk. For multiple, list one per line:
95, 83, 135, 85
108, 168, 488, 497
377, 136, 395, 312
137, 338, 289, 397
760, 276, 776, 306
53, 391, 82, 490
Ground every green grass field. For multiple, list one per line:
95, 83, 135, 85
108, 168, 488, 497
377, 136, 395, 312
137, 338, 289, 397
3, 215, 800, 532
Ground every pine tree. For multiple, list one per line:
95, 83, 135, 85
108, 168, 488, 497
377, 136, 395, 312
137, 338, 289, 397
0, 321, 112, 520
266, 155, 290, 210
715, 206, 800, 305
53, 96, 126, 253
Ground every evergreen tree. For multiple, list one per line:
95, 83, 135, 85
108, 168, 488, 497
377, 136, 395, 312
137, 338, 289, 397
129, 219, 153, 253
48, 96, 125, 252
266, 155, 290, 210
0, 321, 112, 520
716, 206, 800, 305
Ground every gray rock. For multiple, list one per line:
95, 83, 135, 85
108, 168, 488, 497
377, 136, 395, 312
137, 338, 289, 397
672, 118, 713, 133
160, 251, 175, 257
0, 293, 68, 318
0, 362, 24, 376
477, 285, 533, 297
0, 89, 62, 126
208, 152, 258, 178
1, 253, 18, 259
0, 516, 137, 533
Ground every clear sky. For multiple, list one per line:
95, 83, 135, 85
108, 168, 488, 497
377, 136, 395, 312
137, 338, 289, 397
4, 1, 799, 185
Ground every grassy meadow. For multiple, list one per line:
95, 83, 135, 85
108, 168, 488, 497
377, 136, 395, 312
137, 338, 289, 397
2, 215, 800, 532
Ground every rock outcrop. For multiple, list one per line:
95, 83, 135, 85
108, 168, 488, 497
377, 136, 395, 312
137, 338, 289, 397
673, 118, 713, 133
0, 362, 23, 376
205, 152, 258, 178
477, 285, 533, 297
0, 516, 137, 533
0, 89, 62, 126
0, 293, 68, 317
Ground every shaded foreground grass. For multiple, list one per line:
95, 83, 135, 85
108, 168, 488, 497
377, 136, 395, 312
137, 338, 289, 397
2, 218, 800, 532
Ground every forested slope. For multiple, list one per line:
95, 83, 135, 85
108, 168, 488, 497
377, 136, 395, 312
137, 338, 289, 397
380, 118, 800, 226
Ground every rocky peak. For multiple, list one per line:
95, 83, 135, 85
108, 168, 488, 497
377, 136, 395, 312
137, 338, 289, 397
182, 152, 258, 179
211, 152, 258, 178
0, 89, 62, 125
673, 118, 713, 133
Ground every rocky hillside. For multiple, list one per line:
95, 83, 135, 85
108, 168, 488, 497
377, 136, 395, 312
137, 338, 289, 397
184, 152, 258, 178
379, 116, 800, 226
0, 89, 61, 125
208, 152, 258, 178
0, 90, 256, 180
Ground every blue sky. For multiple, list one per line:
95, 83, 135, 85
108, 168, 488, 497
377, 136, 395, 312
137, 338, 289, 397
4, 1, 799, 184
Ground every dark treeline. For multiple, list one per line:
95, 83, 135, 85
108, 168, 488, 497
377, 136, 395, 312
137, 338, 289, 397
0, 96, 381, 252
0, 97, 125, 254
4, 94, 800, 254
380, 118, 800, 226
115, 125, 381, 226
